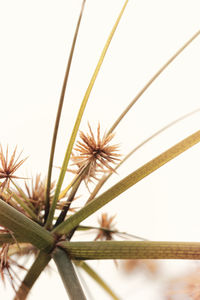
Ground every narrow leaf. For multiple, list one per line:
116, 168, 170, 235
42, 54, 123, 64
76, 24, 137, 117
53, 130, 200, 235
59, 241, 200, 260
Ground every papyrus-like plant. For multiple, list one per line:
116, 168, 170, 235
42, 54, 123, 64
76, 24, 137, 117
0, 1, 200, 299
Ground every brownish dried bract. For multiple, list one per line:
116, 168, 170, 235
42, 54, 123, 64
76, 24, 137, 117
71, 123, 120, 181
166, 267, 200, 300
95, 213, 116, 241
0, 145, 26, 190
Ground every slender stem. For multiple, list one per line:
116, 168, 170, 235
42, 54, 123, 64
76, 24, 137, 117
52, 247, 86, 300
58, 241, 200, 260
44, 0, 86, 222
54, 176, 82, 227
55, 164, 90, 227
107, 30, 200, 135
15, 251, 51, 300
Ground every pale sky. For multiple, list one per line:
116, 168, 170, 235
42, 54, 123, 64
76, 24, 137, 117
0, 0, 200, 299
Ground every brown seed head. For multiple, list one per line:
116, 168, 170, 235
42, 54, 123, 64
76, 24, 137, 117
71, 123, 120, 181
95, 213, 116, 241
0, 145, 26, 190
23, 174, 55, 219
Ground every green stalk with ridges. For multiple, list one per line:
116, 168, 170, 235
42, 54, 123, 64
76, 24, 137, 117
59, 241, 200, 260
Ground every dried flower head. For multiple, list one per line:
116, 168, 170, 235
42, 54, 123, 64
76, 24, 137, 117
0, 145, 26, 190
23, 174, 55, 219
95, 213, 116, 241
71, 123, 120, 181
24, 174, 46, 211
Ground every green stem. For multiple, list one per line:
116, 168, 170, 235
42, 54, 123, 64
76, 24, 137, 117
0, 199, 54, 251
44, 0, 86, 222
15, 251, 51, 300
75, 261, 120, 300
52, 247, 86, 300
58, 241, 200, 260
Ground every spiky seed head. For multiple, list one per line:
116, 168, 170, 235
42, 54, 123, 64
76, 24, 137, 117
0, 145, 27, 190
71, 123, 120, 181
95, 213, 116, 241
22, 174, 55, 220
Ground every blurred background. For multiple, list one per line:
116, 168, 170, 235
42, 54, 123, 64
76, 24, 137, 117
0, 0, 200, 299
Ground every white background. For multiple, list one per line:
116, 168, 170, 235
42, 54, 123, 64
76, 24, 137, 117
0, 0, 200, 299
